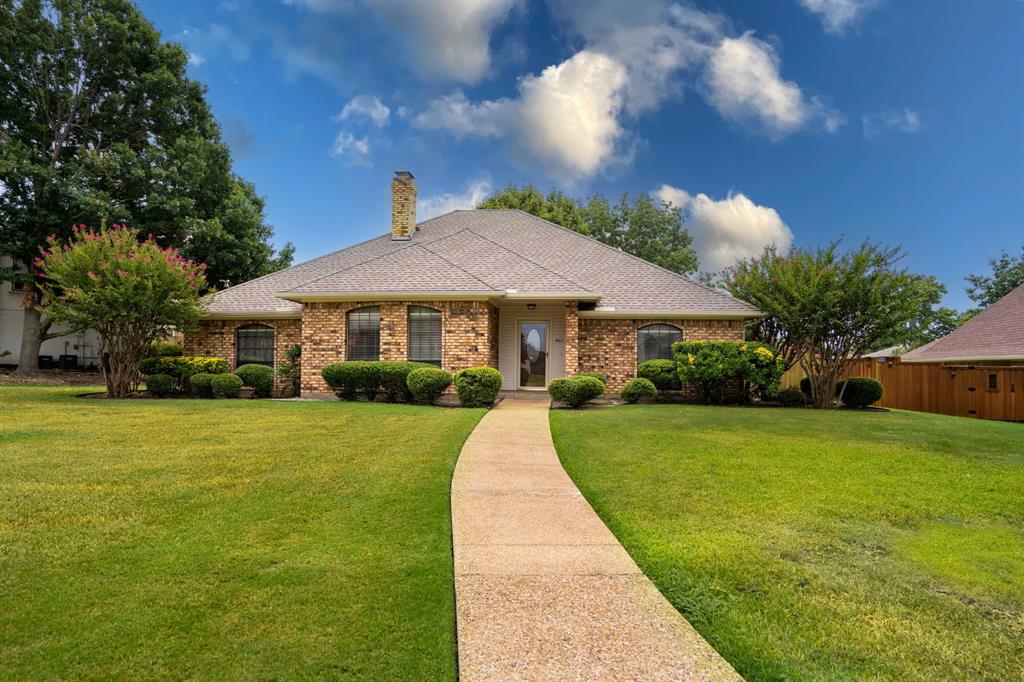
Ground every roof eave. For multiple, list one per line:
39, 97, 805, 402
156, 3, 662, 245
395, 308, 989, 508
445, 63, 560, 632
578, 310, 763, 320
201, 310, 302, 320
277, 290, 499, 302
901, 353, 1024, 364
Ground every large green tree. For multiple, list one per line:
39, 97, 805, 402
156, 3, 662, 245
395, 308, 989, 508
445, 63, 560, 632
0, 0, 292, 374
726, 242, 937, 408
965, 245, 1024, 310
873, 275, 969, 350
478, 184, 698, 275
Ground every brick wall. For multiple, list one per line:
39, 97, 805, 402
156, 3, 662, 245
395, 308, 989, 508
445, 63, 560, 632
577, 318, 744, 390
183, 318, 301, 392
300, 300, 498, 394
564, 302, 579, 377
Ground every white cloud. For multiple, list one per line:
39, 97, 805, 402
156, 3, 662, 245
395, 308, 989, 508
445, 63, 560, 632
187, 52, 205, 67
862, 108, 922, 139
335, 94, 391, 128
704, 32, 842, 139
364, 0, 520, 83
799, 0, 880, 35
414, 50, 629, 181
329, 131, 372, 166
654, 184, 794, 272
417, 177, 493, 220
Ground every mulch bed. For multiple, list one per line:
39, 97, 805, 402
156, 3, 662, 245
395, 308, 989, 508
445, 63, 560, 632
0, 367, 105, 385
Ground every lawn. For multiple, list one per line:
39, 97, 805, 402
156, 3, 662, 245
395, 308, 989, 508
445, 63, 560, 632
0, 385, 484, 680
550, 405, 1024, 681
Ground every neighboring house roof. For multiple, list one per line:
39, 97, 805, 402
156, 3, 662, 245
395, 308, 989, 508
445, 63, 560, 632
203, 209, 759, 319
901, 283, 1024, 363
861, 344, 909, 359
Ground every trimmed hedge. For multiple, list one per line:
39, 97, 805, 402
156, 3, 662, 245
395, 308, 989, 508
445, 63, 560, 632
548, 375, 605, 408
407, 366, 453, 405
776, 387, 806, 407
637, 359, 680, 390
577, 371, 608, 385
211, 373, 243, 399
138, 356, 228, 394
321, 361, 430, 401
235, 364, 275, 398
838, 377, 883, 408
621, 377, 657, 404
454, 366, 503, 407
148, 341, 184, 357
799, 376, 884, 408
145, 373, 175, 397
673, 341, 783, 404
189, 373, 216, 399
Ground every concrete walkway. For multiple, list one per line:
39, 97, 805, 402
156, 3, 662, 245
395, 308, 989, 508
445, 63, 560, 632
451, 397, 740, 681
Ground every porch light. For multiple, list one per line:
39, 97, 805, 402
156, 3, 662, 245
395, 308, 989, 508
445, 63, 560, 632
527, 303, 536, 310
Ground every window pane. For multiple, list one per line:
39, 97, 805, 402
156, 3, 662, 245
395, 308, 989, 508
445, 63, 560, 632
408, 306, 442, 366
236, 324, 275, 367
637, 324, 682, 363
347, 306, 381, 361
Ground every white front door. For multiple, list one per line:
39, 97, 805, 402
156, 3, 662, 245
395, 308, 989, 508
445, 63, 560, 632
519, 321, 548, 388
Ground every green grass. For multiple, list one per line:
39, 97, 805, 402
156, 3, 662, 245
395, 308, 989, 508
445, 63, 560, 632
551, 405, 1024, 681
0, 385, 485, 680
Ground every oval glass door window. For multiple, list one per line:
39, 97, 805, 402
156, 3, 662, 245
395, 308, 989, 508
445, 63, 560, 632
526, 328, 541, 361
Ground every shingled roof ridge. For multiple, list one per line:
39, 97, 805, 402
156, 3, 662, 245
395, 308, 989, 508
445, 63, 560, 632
451, 226, 596, 292
493, 208, 758, 311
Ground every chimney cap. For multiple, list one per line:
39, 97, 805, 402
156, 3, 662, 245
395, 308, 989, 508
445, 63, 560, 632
394, 170, 415, 180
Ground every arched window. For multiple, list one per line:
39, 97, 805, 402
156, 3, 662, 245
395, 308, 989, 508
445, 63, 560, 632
236, 324, 275, 367
408, 306, 442, 366
347, 306, 381, 361
637, 324, 682, 363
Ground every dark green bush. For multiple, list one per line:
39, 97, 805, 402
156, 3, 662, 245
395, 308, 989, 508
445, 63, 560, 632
145, 373, 175, 397
189, 373, 216, 398
148, 341, 184, 357
548, 375, 604, 408
637, 359, 680, 390
799, 377, 812, 396
406, 366, 453, 405
838, 377, 883, 408
776, 387, 806, 407
621, 377, 657, 403
378, 361, 430, 401
321, 361, 379, 400
211, 373, 243, 399
139, 356, 228, 393
235, 364, 275, 398
454, 366, 503, 407
577, 371, 608, 385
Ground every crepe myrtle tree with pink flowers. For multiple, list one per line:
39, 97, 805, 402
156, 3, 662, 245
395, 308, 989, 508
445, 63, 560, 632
36, 225, 207, 397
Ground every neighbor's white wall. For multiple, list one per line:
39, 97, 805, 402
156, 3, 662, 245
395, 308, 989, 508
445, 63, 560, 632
0, 256, 103, 367
496, 301, 567, 390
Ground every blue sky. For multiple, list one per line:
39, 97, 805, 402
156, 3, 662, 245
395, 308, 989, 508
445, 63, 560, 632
138, 0, 1023, 310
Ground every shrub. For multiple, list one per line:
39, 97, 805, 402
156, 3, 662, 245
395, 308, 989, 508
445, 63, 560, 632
407, 366, 453, 404
377, 361, 430, 402
146, 373, 175, 397
637, 359, 680, 390
799, 377, 812, 396
673, 341, 784, 404
211, 373, 243, 399
277, 344, 301, 397
621, 377, 657, 404
776, 387, 806, 407
138, 356, 228, 393
548, 375, 605, 408
838, 377, 883, 408
321, 361, 380, 400
454, 366, 503, 407
577, 371, 608, 385
235, 364, 275, 398
149, 341, 183, 357
189, 373, 216, 398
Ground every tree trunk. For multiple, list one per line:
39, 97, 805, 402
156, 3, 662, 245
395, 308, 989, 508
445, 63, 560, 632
12, 305, 48, 376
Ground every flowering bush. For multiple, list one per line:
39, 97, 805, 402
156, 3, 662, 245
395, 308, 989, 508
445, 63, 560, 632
37, 225, 206, 397
673, 341, 784, 404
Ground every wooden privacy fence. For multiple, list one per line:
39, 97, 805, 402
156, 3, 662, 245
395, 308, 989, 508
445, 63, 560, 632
844, 359, 1022, 421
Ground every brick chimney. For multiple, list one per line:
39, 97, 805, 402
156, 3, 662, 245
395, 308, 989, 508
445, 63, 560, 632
391, 171, 416, 240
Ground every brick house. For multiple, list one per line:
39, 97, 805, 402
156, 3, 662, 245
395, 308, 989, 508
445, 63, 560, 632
184, 172, 761, 396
